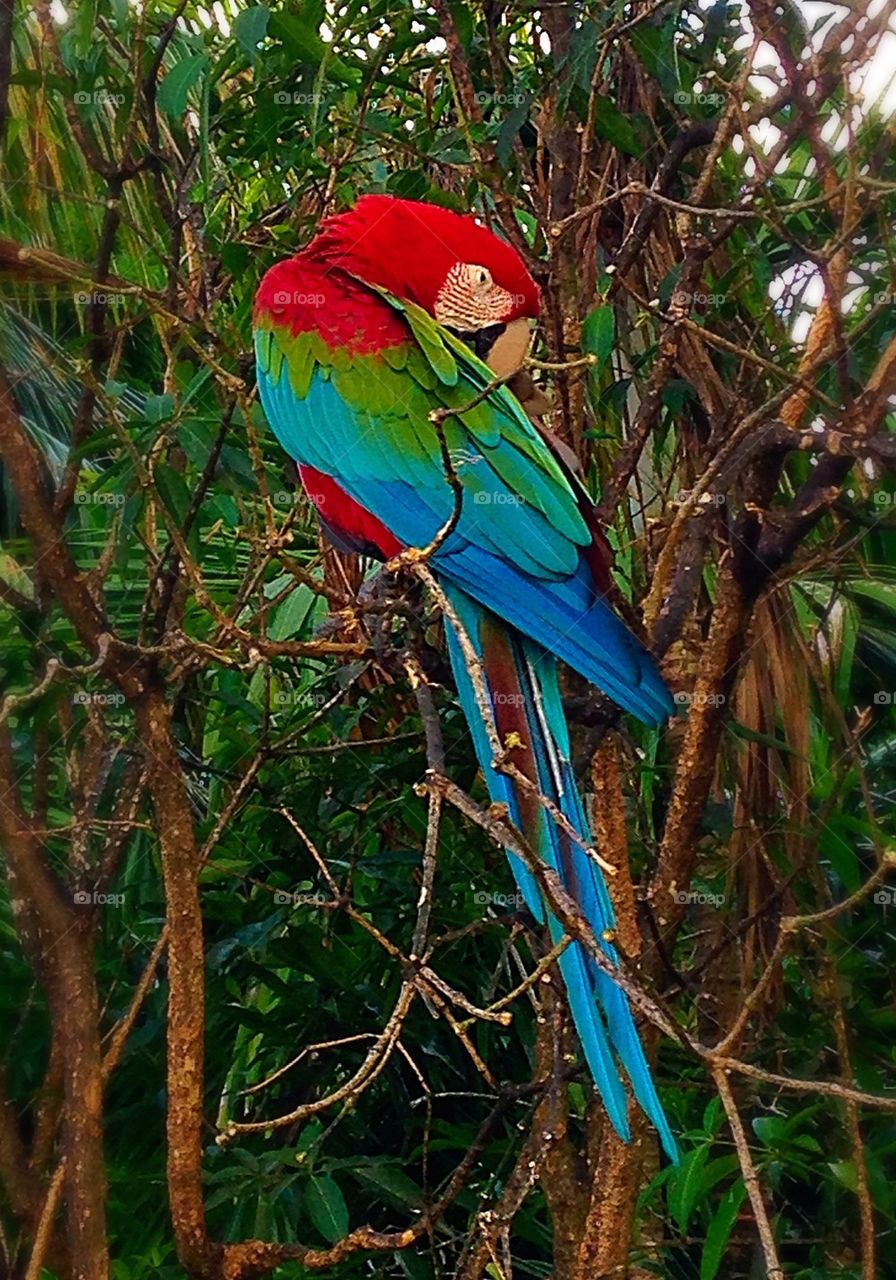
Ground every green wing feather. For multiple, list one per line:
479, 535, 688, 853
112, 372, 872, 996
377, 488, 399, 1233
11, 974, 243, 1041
254, 290, 590, 578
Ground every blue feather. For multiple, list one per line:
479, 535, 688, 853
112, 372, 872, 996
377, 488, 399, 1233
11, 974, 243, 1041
442, 584, 678, 1163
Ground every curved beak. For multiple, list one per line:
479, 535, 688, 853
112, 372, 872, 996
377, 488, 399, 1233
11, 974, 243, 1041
484, 316, 532, 380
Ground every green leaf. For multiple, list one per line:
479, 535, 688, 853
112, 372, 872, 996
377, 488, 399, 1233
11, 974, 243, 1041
581, 305, 616, 370
143, 393, 175, 424
350, 1162, 423, 1206
221, 242, 251, 274
496, 94, 531, 168
828, 1159, 858, 1192
233, 6, 270, 60
668, 1143, 710, 1232
75, 0, 98, 58
307, 1174, 349, 1243
700, 1183, 747, 1280
268, 584, 320, 640
157, 54, 209, 117
154, 465, 192, 528
593, 98, 643, 156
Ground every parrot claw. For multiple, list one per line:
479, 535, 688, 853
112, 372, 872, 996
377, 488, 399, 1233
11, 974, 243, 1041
384, 545, 431, 575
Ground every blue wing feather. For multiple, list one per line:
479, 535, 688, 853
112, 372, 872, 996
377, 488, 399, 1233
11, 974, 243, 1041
258, 363, 671, 724
442, 584, 678, 1162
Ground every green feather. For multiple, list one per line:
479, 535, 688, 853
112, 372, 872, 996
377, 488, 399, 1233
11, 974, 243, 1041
402, 303, 459, 386
382, 342, 410, 371
280, 331, 316, 400
359, 281, 458, 387
405, 346, 438, 392
254, 327, 274, 376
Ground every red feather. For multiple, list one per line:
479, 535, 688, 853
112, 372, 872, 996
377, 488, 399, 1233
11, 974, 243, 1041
298, 465, 402, 559
254, 257, 407, 355
307, 195, 539, 321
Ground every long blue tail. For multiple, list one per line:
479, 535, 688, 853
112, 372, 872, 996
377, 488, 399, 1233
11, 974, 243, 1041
442, 584, 678, 1162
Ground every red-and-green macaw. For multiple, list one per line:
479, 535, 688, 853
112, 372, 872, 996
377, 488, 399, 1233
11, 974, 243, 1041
254, 195, 677, 1161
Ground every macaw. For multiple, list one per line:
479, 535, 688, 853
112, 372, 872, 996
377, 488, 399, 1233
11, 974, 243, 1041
253, 195, 677, 1161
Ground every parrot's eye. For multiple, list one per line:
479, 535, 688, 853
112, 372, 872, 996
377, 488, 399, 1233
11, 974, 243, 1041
467, 264, 493, 291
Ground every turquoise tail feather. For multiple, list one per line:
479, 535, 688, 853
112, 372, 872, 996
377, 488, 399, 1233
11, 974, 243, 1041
442, 584, 678, 1162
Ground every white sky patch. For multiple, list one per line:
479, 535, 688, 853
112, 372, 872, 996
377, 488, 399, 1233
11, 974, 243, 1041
212, 2, 231, 37
771, 265, 826, 343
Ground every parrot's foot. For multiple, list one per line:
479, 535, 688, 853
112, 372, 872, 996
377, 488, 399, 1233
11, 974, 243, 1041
384, 545, 432, 575
353, 566, 420, 659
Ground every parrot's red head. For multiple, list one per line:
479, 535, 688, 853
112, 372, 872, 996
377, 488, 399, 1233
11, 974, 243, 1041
308, 195, 540, 334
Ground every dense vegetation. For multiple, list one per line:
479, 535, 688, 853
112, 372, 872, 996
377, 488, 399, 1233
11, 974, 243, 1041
1, 1, 896, 1278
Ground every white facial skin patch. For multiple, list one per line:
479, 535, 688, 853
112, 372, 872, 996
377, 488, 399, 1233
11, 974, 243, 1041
434, 261, 518, 331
